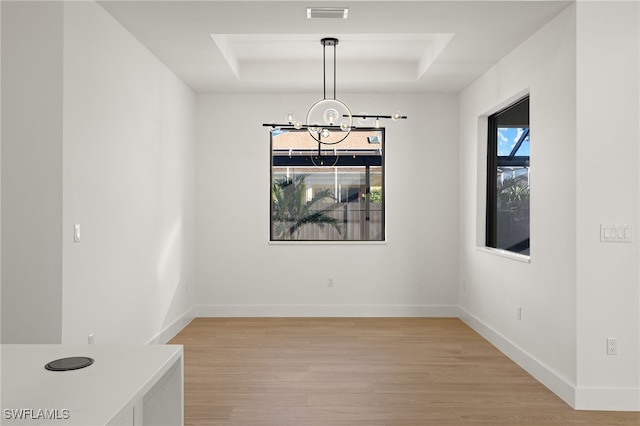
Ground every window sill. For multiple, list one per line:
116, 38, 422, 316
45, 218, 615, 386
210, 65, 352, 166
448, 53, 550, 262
269, 240, 387, 246
476, 246, 530, 263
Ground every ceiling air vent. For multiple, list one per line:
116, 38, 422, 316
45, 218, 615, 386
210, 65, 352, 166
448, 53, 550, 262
306, 7, 349, 19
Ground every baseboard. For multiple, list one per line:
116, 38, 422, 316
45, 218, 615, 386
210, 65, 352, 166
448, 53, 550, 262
458, 307, 577, 408
146, 306, 197, 345
196, 304, 461, 318
574, 387, 640, 411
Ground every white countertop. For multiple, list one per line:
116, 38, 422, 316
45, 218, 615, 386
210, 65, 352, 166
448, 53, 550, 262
1, 344, 183, 425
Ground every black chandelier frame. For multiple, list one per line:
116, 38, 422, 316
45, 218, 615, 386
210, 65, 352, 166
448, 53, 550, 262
263, 37, 407, 145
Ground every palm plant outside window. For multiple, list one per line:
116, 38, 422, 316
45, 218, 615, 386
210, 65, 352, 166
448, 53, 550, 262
271, 128, 385, 241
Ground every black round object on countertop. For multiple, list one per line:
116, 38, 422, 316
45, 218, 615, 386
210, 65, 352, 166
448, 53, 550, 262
45, 356, 94, 371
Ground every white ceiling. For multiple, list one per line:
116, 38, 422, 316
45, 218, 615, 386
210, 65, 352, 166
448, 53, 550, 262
97, 0, 571, 94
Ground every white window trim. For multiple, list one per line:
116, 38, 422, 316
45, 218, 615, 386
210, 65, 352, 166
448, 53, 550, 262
476, 246, 531, 263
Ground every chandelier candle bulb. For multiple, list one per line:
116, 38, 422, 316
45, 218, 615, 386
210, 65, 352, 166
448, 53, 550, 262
324, 109, 338, 124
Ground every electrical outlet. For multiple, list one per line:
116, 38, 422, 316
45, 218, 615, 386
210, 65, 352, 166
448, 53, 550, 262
607, 337, 618, 355
88, 333, 94, 345
328, 277, 334, 288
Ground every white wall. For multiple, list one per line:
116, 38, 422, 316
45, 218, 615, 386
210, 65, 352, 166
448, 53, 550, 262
459, 2, 640, 411
196, 93, 459, 316
61, 1, 197, 345
0, 0, 2, 341
574, 1, 640, 410
1, 1, 196, 345
1, 1, 64, 343
459, 3, 577, 404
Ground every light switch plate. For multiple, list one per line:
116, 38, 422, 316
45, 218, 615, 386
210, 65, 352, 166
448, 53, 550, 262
600, 224, 632, 243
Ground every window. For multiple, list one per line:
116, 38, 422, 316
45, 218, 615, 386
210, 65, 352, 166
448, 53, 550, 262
270, 128, 384, 241
486, 96, 530, 255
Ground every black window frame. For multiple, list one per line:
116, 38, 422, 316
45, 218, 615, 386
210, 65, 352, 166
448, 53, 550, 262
270, 127, 385, 242
486, 96, 530, 254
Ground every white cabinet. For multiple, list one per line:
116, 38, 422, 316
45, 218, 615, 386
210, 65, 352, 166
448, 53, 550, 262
1, 345, 183, 425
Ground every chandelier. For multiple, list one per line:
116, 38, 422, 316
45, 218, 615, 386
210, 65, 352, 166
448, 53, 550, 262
263, 37, 407, 144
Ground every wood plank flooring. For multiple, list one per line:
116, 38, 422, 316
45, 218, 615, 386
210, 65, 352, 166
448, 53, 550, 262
169, 318, 640, 425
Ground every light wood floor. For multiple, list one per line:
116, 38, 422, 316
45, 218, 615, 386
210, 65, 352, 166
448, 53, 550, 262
169, 318, 640, 425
